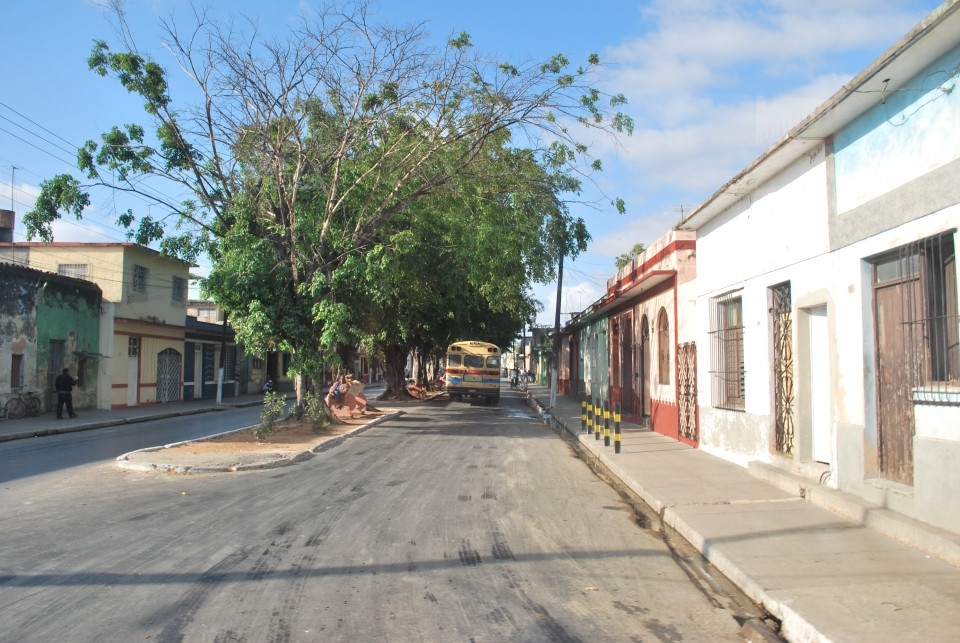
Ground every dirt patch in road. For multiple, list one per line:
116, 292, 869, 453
118, 408, 399, 473
182, 413, 378, 453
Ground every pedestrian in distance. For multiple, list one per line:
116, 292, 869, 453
55, 367, 78, 419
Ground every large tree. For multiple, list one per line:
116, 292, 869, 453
25, 1, 631, 405
340, 127, 592, 398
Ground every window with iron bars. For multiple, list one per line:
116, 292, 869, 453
58, 263, 88, 280
171, 276, 186, 303
132, 264, 148, 296
879, 231, 958, 401
709, 291, 745, 410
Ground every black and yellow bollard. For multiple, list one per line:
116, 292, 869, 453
581, 398, 587, 433
586, 398, 594, 434
603, 401, 611, 447
594, 397, 601, 441
614, 402, 622, 454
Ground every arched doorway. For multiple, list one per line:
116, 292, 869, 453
157, 348, 182, 403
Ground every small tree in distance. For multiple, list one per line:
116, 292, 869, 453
615, 243, 646, 270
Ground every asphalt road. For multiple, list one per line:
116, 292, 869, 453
0, 405, 266, 484
0, 392, 744, 642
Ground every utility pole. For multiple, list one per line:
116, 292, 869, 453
216, 311, 228, 404
10, 165, 17, 210
550, 251, 563, 409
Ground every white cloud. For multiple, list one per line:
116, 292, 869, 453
589, 208, 684, 258
532, 206, 689, 324
585, 2, 936, 197
626, 1, 928, 75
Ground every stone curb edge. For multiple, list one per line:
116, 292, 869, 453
0, 406, 225, 443
527, 394, 802, 643
115, 410, 402, 475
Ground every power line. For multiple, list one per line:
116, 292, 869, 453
0, 99, 79, 150
0, 101, 196, 220
0, 124, 78, 169
0, 253, 193, 293
0, 113, 79, 158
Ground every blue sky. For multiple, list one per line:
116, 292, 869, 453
0, 0, 945, 324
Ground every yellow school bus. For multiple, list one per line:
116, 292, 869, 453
445, 341, 501, 404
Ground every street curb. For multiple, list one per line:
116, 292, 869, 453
0, 406, 226, 443
115, 410, 402, 474
527, 394, 793, 643
0, 419, 127, 442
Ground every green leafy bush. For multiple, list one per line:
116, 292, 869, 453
253, 391, 286, 441
302, 392, 329, 434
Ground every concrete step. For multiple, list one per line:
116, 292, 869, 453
749, 461, 960, 567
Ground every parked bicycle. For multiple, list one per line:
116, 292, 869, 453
2, 387, 42, 420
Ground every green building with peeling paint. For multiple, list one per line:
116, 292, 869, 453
1, 262, 102, 414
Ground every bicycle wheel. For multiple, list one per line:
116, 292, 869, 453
26, 395, 41, 417
6, 398, 27, 420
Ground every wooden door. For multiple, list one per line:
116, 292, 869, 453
874, 273, 918, 485
621, 314, 636, 421
640, 316, 651, 420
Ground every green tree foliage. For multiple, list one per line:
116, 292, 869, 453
25, 1, 630, 403
615, 243, 646, 270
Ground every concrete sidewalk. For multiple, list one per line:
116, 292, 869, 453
527, 384, 960, 643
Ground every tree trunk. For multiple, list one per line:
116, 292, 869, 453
416, 354, 428, 387
380, 344, 412, 400
293, 371, 307, 419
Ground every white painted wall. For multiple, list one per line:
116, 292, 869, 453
692, 38, 960, 533
695, 148, 832, 465
834, 45, 960, 213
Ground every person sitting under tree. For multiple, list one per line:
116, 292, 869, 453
326, 375, 349, 409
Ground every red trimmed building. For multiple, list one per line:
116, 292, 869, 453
566, 230, 698, 445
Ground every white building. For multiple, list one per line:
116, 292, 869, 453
680, 1, 960, 533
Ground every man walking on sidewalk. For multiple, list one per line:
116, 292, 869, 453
55, 368, 78, 420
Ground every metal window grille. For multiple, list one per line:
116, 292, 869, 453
678, 342, 698, 443
171, 276, 186, 303
709, 291, 745, 410
770, 282, 794, 453
203, 344, 215, 383
896, 231, 959, 401
657, 308, 670, 385
128, 337, 139, 356
57, 263, 88, 280
132, 265, 148, 295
